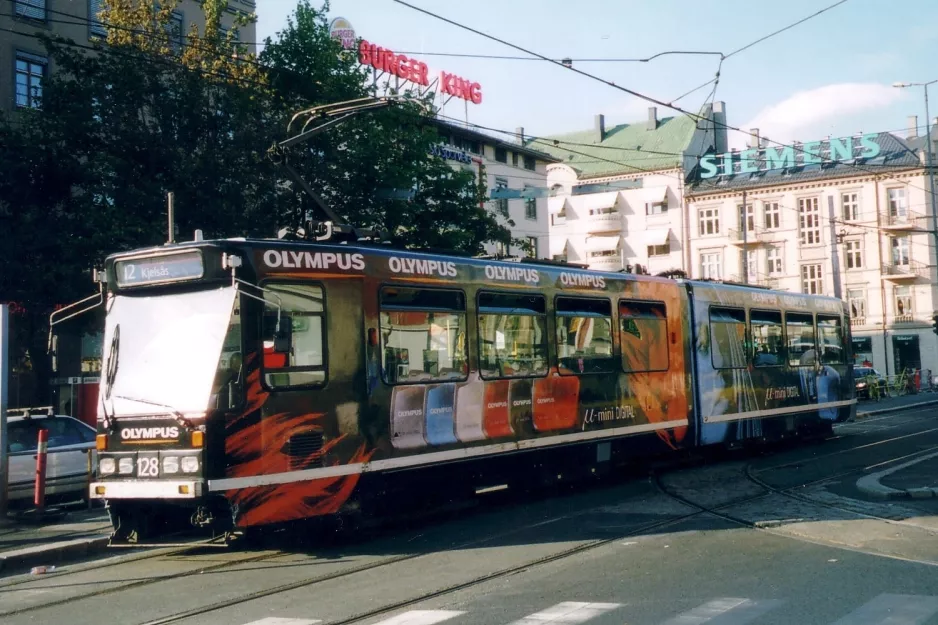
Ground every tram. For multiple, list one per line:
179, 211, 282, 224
78, 235, 855, 541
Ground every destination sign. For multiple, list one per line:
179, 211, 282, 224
115, 251, 204, 287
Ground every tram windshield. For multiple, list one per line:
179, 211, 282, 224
100, 286, 239, 417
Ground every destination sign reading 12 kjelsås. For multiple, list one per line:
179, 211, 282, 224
115, 251, 204, 287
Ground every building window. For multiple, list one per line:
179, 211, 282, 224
648, 243, 670, 257
495, 146, 507, 163
740, 249, 757, 279
89, 0, 107, 37
842, 192, 860, 221
511, 152, 518, 166
891, 236, 910, 266
523, 155, 536, 171
763, 202, 780, 230
15, 52, 46, 109
494, 241, 508, 256
14, 0, 45, 20
847, 289, 866, 321
647, 200, 668, 215
524, 185, 537, 220
888, 188, 908, 220
167, 11, 184, 53
549, 184, 565, 197
894, 285, 912, 317
494, 177, 509, 217
525, 236, 538, 257
698, 207, 720, 236
700, 252, 721, 279
798, 197, 821, 246
551, 208, 566, 226
801, 264, 823, 294
766, 245, 783, 275
737, 203, 755, 232
845, 240, 863, 270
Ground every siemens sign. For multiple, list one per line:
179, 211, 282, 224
699, 133, 883, 179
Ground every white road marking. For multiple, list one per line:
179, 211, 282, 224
241, 619, 321, 625
508, 601, 621, 623
658, 598, 782, 625
369, 610, 465, 625
829, 594, 938, 625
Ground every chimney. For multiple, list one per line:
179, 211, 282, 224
749, 128, 760, 149
647, 106, 658, 131
515, 126, 525, 144
908, 115, 918, 140
595, 114, 605, 142
712, 101, 728, 154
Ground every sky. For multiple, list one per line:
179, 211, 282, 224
255, 0, 938, 150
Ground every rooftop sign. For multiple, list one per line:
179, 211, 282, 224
699, 133, 883, 179
329, 17, 356, 50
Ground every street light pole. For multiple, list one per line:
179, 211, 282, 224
894, 81, 938, 265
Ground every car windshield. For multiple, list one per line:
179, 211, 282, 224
100, 286, 238, 417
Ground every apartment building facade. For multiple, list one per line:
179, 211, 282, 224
1, 0, 257, 112
537, 103, 727, 273
431, 118, 559, 259
686, 126, 938, 377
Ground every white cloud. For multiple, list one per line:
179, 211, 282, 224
729, 83, 908, 150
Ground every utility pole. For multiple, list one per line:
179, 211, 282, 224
741, 190, 749, 284
167, 192, 176, 245
828, 195, 843, 300
0, 304, 9, 517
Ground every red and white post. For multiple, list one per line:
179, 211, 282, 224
34, 428, 48, 513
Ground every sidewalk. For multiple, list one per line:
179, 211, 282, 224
0, 503, 111, 575
854, 390, 938, 418
856, 452, 938, 500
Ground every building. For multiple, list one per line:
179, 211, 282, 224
1, 0, 257, 112
535, 103, 727, 273
430, 118, 560, 259
685, 123, 938, 377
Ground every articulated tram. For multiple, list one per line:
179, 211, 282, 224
82, 237, 855, 541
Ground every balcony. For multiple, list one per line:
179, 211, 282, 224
586, 209, 622, 233
881, 258, 929, 280
726, 273, 780, 289
893, 314, 915, 324
882, 210, 929, 232
588, 255, 624, 271
849, 317, 867, 327
727, 226, 777, 245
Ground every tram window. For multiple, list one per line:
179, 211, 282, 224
556, 297, 615, 375
619, 300, 668, 373
210, 293, 244, 409
477, 292, 548, 379
817, 315, 843, 364
710, 307, 748, 370
262, 284, 326, 388
785, 312, 816, 366
750, 309, 784, 367
379, 287, 468, 384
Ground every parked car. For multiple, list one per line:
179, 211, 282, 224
854, 366, 887, 399
5, 408, 97, 505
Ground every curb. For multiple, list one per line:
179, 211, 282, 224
855, 398, 938, 419
0, 535, 111, 575
855, 449, 938, 500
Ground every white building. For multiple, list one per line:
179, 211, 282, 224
430, 119, 559, 259
535, 103, 727, 272
685, 123, 938, 377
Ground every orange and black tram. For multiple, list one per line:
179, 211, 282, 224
83, 237, 855, 541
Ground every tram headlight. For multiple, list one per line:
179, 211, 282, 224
162, 456, 180, 474
99, 458, 116, 475
181, 456, 199, 474
118, 457, 134, 475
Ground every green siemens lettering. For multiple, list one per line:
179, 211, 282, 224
802, 142, 822, 165
829, 137, 852, 161
739, 149, 758, 173
860, 133, 881, 158
700, 155, 718, 178
766, 146, 795, 170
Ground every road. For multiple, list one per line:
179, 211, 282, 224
2, 406, 938, 625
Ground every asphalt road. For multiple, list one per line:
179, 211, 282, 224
3, 407, 938, 625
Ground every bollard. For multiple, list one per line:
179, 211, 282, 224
34, 428, 48, 514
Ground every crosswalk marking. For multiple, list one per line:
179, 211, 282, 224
829, 594, 938, 625
508, 601, 622, 624
368, 610, 466, 625
659, 598, 783, 625
241, 619, 321, 625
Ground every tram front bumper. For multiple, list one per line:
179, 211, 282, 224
90, 480, 204, 499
